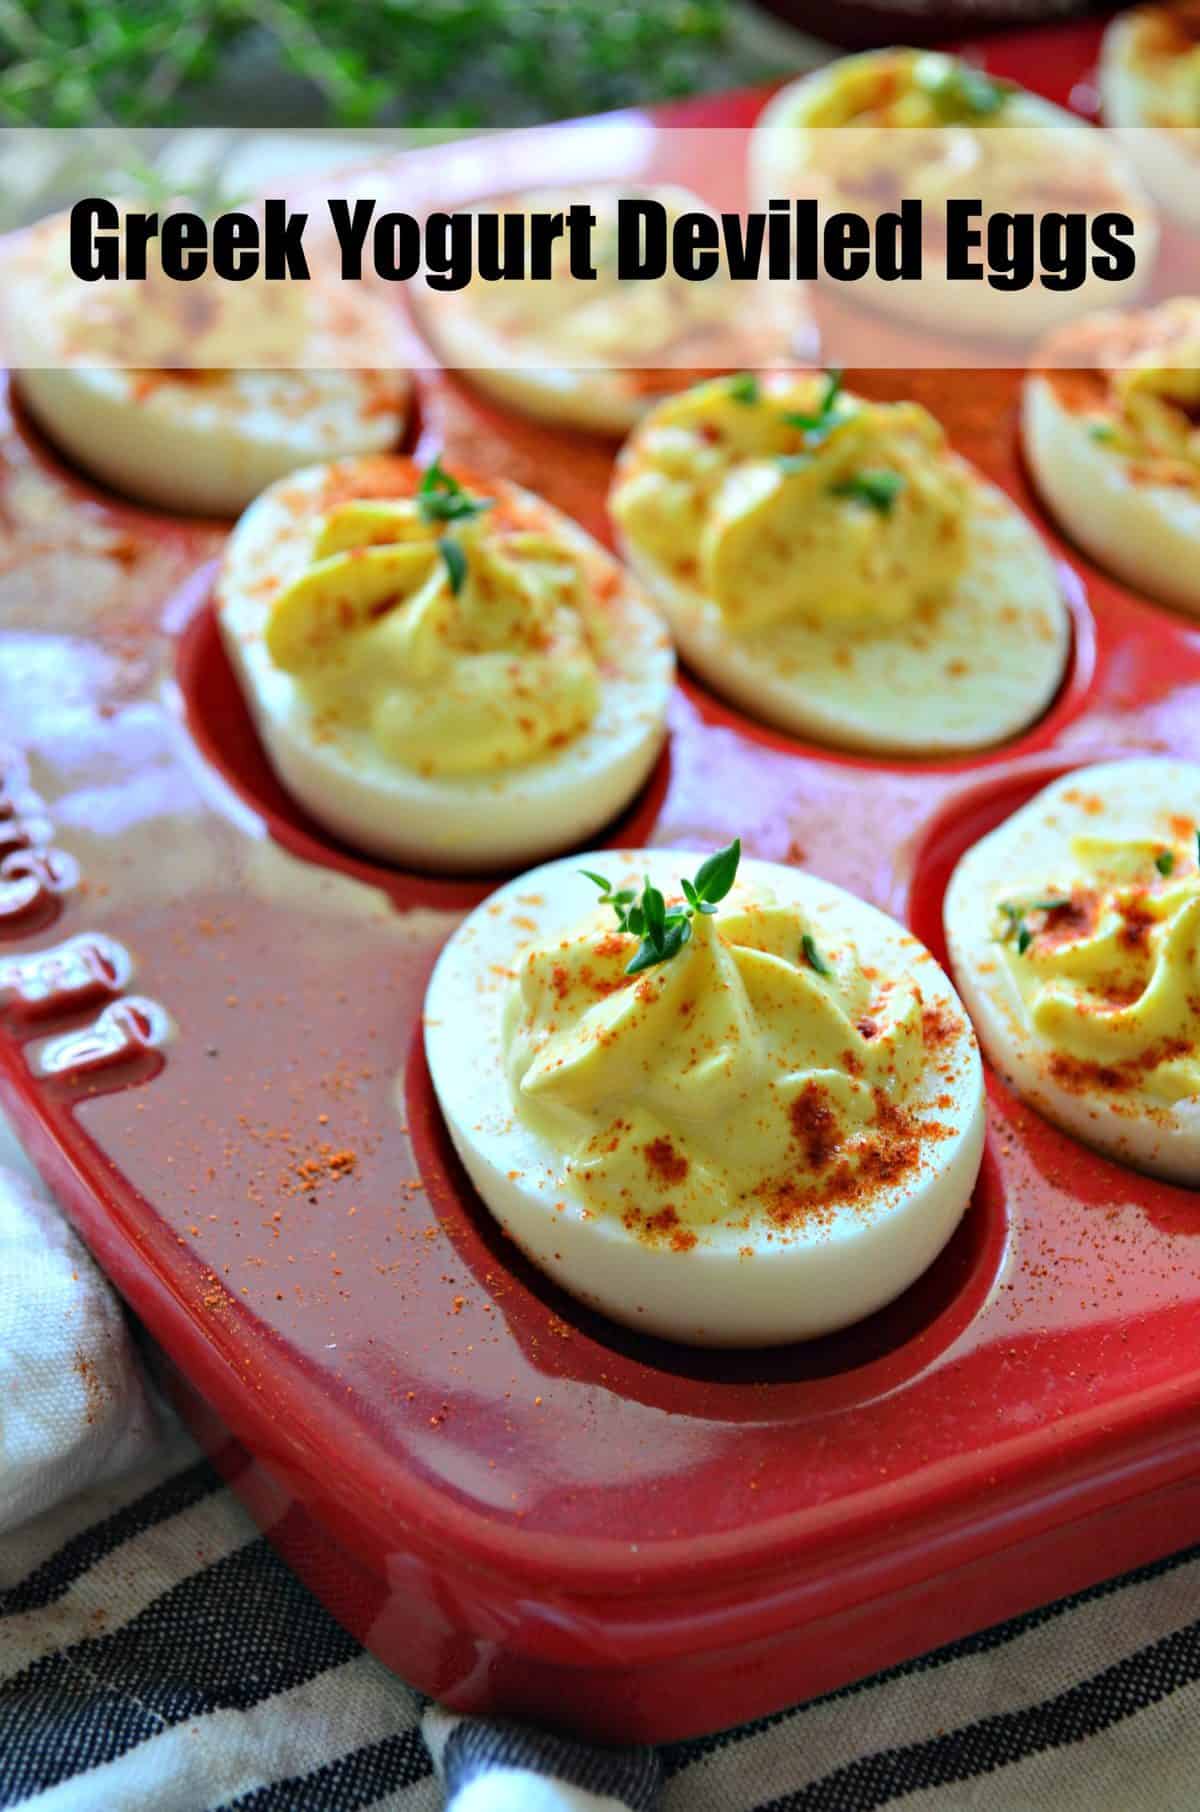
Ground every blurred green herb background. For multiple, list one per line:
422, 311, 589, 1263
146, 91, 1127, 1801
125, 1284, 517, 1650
0, 0, 804, 127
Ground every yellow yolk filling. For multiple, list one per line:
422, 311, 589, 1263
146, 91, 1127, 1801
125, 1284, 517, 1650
798, 51, 1013, 126
1080, 303, 1200, 483
1110, 360, 1200, 476
61, 253, 311, 372
1165, 47, 1200, 122
264, 497, 602, 776
611, 377, 969, 632
1144, 40, 1200, 125
996, 830, 1200, 1101
505, 886, 955, 1244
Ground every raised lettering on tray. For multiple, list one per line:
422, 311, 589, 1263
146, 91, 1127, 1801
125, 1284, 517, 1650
31, 995, 171, 1080
0, 932, 132, 1018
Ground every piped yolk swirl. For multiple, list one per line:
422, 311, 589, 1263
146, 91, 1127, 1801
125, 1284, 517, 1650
996, 826, 1200, 1101
1049, 300, 1200, 486
611, 375, 969, 632
264, 490, 604, 777
505, 883, 962, 1246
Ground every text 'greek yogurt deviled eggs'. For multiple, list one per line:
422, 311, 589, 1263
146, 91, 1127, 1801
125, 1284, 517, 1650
609, 371, 1070, 755
425, 841, 986, 1346
1022, 299, 1200, 615
750, 49, 1155, 340
7, 208, 410, 515
945, 759, 1200, 1183
414, 184, 815, 436
216, 455, 674, 871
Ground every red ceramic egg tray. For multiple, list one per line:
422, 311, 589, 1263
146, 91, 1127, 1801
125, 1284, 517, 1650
5, 19, 1200, 1743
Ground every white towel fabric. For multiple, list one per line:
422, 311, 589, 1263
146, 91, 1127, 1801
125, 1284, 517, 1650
5, 1124, 1200, 1812
0, 1120, 160, 1536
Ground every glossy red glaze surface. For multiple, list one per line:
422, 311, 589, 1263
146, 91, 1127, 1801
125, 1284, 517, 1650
6, 22, 1200, 1740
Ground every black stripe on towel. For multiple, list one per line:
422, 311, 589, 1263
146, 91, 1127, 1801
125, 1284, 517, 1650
0, 1459, 223, 1618
666, 1537, 1200, 1774
219, 1728, 432, 1811
0, 1537, 360, 1805
751, 1614, 1200, 1812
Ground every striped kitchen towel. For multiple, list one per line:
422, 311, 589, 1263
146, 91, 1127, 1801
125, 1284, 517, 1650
4, 1123, 1200, 1812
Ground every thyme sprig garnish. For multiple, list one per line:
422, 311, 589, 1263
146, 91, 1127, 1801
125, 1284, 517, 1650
915, 58, 1009, 120
1155, 848, 1176, 877
832, 470, 907, 514
801, 931, 831, 976
583, 838, 741, 976
439, 538, 468, 595
727, 373, 760, 404
782, 369, 844, 445
417, 457, 494, 526
999, 895, 1069, 956
417, 457, 493, 597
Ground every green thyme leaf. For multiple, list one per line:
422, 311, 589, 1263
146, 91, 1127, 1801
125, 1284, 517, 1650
418, 457, 493, 526
916, 57, 1009, 120
1089, 422, 1117, 443
641, 879, 666, 943
1156, 849, 1176, 876
782, 369, 844, 440
727, 373, 759, 404
999, 894, 1068, 952
692, 838, 741, 906
581, 869, 639, 931
603, 841, 744, 977
439, 537, 468, 594
627, 920, 686, 974
801, 932, 830, 976
832, 470, 907, 514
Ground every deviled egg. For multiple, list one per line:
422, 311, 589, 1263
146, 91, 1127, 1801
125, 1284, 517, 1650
751, 49, 1155, 339
610, 371, 1070, 754
414, 184, 814, 435
7, 210, 410, 515
945, 758, 1200, 1182
425, 840, 986, 1346
1022, 298, 1200, 615
216, 455, 674, 871
1100, 3, 1200, 223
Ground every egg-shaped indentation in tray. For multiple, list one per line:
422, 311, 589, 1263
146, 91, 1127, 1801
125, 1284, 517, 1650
173, 585, 673, 914
403, 1030, 1009, 1417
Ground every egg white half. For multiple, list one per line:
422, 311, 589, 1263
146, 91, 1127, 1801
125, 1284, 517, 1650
1022, 365, 1200, 616
944, 757, 1200, 1182
614, 464, 1071, 756
1099, 8, 1200, 225
217, 461, 675, 872
6, 208, 411, 515
424, 851, 986, 1346
751, 51, 1156, 340
15, 366, 410, 518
